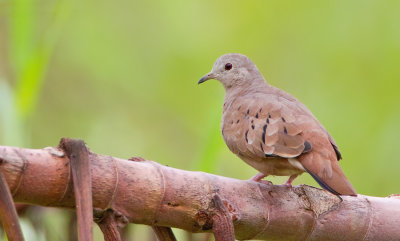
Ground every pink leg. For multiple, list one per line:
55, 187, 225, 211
250, 172, 267, 182
250, 172, 272, 185
285, 174, 298, 186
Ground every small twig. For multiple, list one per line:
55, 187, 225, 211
212, 195, 235, 241
201, 233, 213, 241
185, 231, 194, 241
120, 226, 131, 241
60, 138, 93, 241
0, 170, 25, 241
152, 226, 177, 241
68, 212, 78, 241
94, 209, 128, 241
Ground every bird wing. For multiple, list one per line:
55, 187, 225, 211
222, 91, 356, 195
223, 94, 310, 159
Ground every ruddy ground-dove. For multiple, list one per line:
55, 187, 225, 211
198, 53, 356, 196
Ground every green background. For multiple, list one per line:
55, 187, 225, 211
0, 0, 399, 240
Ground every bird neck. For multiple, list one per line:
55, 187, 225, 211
224, 76, 267, 100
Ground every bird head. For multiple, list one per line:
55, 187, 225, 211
198, 53, 264, 89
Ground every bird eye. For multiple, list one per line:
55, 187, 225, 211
225, 63, 232, 70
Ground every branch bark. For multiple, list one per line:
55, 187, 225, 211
60, 138, 93, 241
0, 171, 24, 241
94, 208, 127, 241
211, 194, 235, 241
152, 226, 177, 241
0, 143, 399, 241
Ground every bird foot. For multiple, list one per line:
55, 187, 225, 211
249, 173, 271, 185
128, 156, 146, 162
259, 180, 273, 185
284, 174, 298, 187
250, 172, 266, 182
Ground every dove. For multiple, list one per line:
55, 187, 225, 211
198, 53, 356, 196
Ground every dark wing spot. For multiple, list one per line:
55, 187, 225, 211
247, 109, 250, 115
268, 114, 271, 118
251, 120, 254, 124
303, 141, 312, 153
283, 127, 288, 134
255, 113, 259, 118
260, 142, 264, 152
281, 117, 286, 122
266, 118, 270, 124
237, 119, 240, 123
245, 130, 249, 143
262, 124, 267, 144
259, 108, 262, 113
331, 143, 342, 160
251, 125, 255, 129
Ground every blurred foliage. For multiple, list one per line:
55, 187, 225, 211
1, 0, 400, 240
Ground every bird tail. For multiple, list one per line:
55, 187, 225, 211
304, 161, 357, 196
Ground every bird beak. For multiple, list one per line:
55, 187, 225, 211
198, 73, 215, 84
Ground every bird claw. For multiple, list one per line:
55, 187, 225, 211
259, 180, 273, 185
128, 156, 146, 162
249, 173, 272, 185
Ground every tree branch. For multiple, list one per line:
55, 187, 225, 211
0, 170, 24, 241
152, 226, 177, 241
211, 194, 235, 241
94, 208, 127, 241
0, 143, 399, 241
60, 138, 93, 241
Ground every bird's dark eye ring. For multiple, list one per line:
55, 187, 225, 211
225, 63, 232, 70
